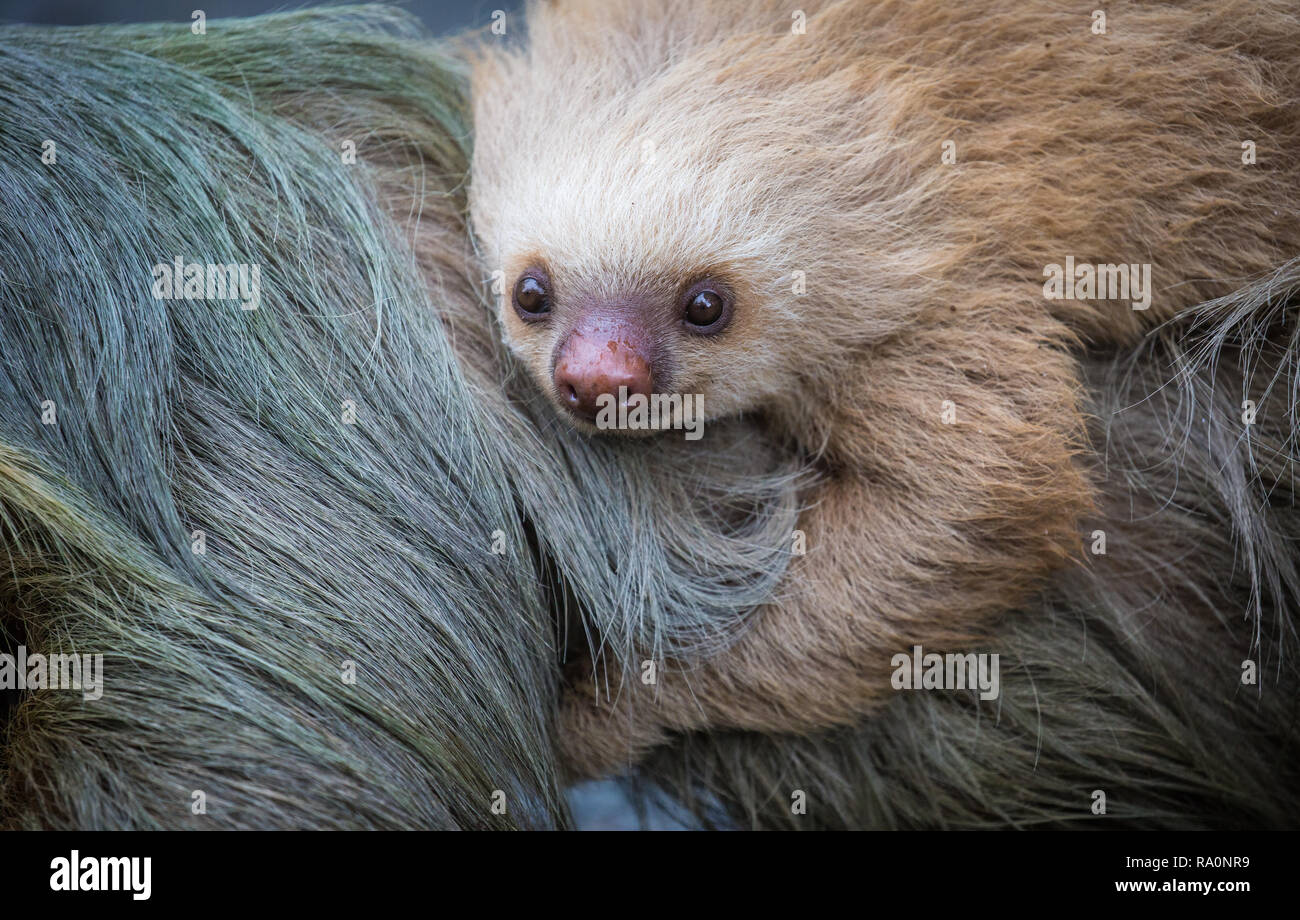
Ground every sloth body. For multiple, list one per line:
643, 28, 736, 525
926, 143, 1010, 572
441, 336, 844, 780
470, 0, 1300, 776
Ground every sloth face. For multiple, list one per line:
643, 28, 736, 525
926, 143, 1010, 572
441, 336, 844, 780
469, 0, 930, 438
502, 261, 740, 432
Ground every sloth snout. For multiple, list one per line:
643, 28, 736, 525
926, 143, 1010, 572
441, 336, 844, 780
553, 329, 654, 421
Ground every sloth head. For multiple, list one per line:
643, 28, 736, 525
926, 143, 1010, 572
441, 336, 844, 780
468, 0, 951, 436
472, 160, 808, 434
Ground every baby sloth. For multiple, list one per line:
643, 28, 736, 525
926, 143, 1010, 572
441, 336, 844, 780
469, 0, 1300, 776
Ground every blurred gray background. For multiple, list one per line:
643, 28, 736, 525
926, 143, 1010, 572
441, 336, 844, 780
0, 1, 509, 34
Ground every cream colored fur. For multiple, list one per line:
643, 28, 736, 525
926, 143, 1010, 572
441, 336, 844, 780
468, 0, 1300, 777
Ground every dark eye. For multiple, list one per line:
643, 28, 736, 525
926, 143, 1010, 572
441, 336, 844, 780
513, 274, 551, 321
683, 286, 729, 332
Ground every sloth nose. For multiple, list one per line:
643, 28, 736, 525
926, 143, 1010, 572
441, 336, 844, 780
553, 329, 654, 421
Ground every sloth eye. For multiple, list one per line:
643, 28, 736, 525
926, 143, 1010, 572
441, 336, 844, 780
683, 286, 729, 332
513, 274, 551, 321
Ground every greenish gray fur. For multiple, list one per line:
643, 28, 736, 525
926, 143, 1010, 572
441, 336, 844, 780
0, 7, 565, 828
0, 6, 800, 829
2, 6, 1297, 830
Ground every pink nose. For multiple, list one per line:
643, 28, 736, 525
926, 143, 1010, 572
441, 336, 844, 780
553, 329, 654, 420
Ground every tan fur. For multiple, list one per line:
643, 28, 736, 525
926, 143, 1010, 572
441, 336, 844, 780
467, 0, 1300, 777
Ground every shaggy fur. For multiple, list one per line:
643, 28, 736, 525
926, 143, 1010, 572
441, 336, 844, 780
0, 9, 567, 829
637, 262, 1300, 828
2, 3, 1298, 831
0, 6, 799, 829
468, 0, 1300, 779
